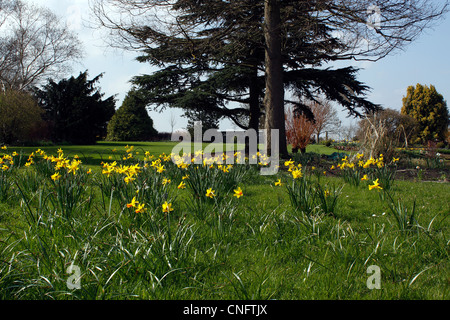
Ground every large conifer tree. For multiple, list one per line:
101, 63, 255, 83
92, 0, 448, 156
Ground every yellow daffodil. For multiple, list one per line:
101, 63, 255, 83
369, 179, 383, 191
162, 178, 171, 186
127, 197, 138, 208
284, 159, 294, 167
67, 159, 81, 175
233, 187, 243, 198
206, 188, 216, 198
124, 175, 135, 185
275, 179, 282, 186
177, 181, 186, 189
363, 157, 375, 169
51, 172, 61, 181
291, 168, 302, 179
162, 201, 174, 213
361, 174, 368, 181
135, 203, 147, 214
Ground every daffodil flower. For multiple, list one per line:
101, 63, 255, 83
127, 197, 138, 208
135, 203, 147, 214
162, 201, 174, 213
206, 188, 216, 198
275, 179, 282, 186
124, 175, 135, 185
233, 187, 243, 198
369, 179, 383, 191
284, 159, 294, 167
51, 172, 61, 181
178, 181, 186, 189
291, 169, 302, 179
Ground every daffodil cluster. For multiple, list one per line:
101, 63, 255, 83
333, 152, 399, 189
284, 159, 303, 179
102, 161, 142, 184
0, 153, 14, 172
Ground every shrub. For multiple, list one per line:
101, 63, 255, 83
0, 90, 44, 144
106, 89, 158, 141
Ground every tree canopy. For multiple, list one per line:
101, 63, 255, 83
0, 0, 83, 90
107, 89, 158, 141
91, 0, 448, 155
34, 71, 116, 145
401, 84, 449, 143
0, 89, 44, 144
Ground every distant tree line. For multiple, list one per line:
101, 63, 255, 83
0, 71, 160, 145
0, 1, 159, 145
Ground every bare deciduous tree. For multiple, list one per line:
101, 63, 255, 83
169, 111, 177, 135
309, 98, 341, 143
0, 0, 83, 91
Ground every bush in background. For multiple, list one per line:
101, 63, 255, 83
106, 89, 158, 141
0, 90, 44, 144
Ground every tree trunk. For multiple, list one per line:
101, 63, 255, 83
246, 64, 261, 155
263, 0, 288, 158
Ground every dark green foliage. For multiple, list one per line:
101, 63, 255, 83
131, 0, 380, 132
184, 97, 222, 139
34, 71, 116, 144
106, 89, 158, 141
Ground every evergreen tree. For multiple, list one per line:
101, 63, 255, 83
34, 71, 116, 144
401, 84, 449, 143
107, 89, 158, 141
130, 0, 380, 156
92, 0, 447, 156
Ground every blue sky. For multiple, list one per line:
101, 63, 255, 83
31, 0, 450, 133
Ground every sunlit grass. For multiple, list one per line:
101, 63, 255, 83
0, 142, 448, 300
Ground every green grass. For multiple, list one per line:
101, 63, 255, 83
0, 141, 448, 300
9, 141, 341, 168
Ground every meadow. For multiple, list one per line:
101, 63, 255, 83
0, 142, 448, 300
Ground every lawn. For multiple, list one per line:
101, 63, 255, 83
8, 141, 341, 169
0, 142, 448, 300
